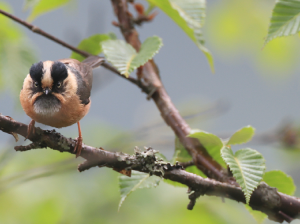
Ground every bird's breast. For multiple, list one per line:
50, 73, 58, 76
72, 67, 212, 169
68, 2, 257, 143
20, 89, 91, 128
33, 94, 61, 116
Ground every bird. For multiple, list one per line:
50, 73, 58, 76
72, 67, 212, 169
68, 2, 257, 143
20, 56, 104, 157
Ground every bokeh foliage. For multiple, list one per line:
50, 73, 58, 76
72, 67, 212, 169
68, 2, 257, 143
1, 0, 300, 223
205, 0, 300, 78
0, 2, 36, 95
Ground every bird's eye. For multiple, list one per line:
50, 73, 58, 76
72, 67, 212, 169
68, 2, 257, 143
57, 82, 61, 88
34, 82, 38, 87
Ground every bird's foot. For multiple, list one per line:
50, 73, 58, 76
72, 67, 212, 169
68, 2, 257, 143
25, 120, 35, 140
74, 136, 83, 158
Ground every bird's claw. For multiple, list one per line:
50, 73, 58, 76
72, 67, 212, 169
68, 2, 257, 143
25, 120, 35, 140
74, 136, 83, 158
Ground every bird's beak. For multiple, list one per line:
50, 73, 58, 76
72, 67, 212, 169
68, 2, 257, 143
43, 87, 52, 95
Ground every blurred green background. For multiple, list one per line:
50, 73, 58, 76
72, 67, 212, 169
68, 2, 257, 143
1, 0, 300, 223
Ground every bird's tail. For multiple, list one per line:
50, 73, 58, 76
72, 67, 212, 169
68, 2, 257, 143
82, 56, 105, 68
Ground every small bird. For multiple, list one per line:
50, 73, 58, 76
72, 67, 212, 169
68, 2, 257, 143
20, 56, 104, 157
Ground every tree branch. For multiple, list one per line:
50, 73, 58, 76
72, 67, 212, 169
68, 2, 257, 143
110, 0, 231, 182
0, 114, 299, 223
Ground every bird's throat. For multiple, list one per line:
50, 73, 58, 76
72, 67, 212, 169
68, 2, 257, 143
33, 94, 61, 116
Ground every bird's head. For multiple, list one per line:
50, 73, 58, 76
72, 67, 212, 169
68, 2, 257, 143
28, 61, 69, 115
29, 61, 68, 96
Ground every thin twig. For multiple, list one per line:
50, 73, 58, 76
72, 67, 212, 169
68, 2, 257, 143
14, 142, 46, 151
0, 9, 91, 58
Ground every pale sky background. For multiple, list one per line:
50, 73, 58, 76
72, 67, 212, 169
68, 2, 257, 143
1, 0, 300, 190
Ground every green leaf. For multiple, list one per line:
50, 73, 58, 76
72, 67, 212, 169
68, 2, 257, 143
173, 137, 192, 163
227, 126, 255, 145
169, 0, 205, 28
131, 37, 162, 70
70, 34, 111, 61
263, 170, 296, 195
245, 204, 267, 224
186, 165, 206, 177
147, 0, 214, 72
166, 137, 190, 187
102, 39, 136, 77
102, 36, 163, 77
188, 129, 226, 167
169, 137, 206, 183
265, 0, 300, 45
221, 147, 266, 204
27, 0, 70, 22
118, 171, 160, 210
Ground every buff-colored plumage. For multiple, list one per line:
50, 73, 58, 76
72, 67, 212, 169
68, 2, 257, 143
20, 59, 91, 128
20, 56, 104, 157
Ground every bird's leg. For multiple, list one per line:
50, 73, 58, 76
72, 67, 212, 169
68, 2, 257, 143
74, 121, 83, 158
25, 119, 35, 140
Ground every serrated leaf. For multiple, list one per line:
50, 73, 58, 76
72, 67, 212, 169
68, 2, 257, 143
263, 170, 296, 195
147, 0, 214, 72
131, 36, 162, 70
27, 0, 70, 22
169, 0, 205, 28
169, 0, 214, 72
102, 39, 136, 77
102, 36, 162, 77
227, 125, 255, 145
71, 34, 111, 61
188, 129, 226, 167
221, 147, 266, 204
118, 171, 160, 210
265, 0, 300, 45
245, 204, 267, 224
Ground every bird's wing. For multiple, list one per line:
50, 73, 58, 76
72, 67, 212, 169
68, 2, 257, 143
82, 55, 104, 68
59, 58, 95, 105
